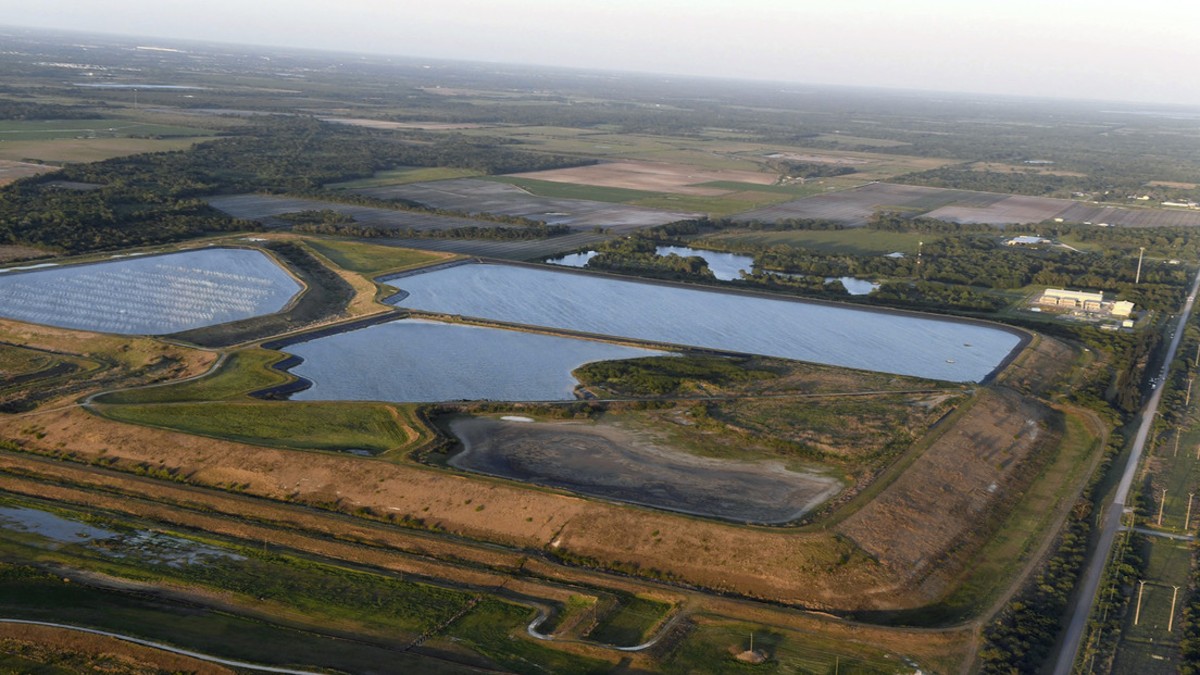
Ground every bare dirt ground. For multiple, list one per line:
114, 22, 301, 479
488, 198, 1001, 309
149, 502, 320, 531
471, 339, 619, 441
0, 622, 235, 674
448, 416, 841, 523
0, 159, 56, 186
507, 160, 776, 196
0, 245, 50, 264
835, 388, 1054, 606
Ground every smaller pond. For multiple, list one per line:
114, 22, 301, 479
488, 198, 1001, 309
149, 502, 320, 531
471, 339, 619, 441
826, 276, 880, 295
284, 319, 665, 403
548, 245, 754, 281
547, 250, 599, 267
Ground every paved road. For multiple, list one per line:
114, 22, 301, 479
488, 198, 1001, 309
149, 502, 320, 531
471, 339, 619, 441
0, 618, 326, 674
1052, 268, 1200, 675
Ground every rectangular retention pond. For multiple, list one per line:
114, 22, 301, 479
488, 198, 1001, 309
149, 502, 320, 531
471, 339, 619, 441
385, 263, 1023, 382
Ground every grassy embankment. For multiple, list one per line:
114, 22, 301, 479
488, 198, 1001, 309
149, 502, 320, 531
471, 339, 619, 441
899, 407, 1105, 625
95, 348, 432, 455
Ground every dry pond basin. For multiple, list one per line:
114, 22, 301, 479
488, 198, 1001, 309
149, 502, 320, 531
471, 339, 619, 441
448, 416, 842, 523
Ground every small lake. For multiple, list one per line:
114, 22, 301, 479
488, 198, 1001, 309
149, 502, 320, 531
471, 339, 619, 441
386, 263, 1023, 382
0, 248, 301, 335
826, 276, 880, 295
284, 319, 665, 402
548, 245, 753, 281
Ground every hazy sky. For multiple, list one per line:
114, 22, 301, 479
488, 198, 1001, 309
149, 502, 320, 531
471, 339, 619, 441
3, 0, 1197, 106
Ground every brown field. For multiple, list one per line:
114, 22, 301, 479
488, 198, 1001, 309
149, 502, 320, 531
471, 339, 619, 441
0, 622, 235, 674
0, 159, 56, 186
320, 117, 488, 130
925, 194, 1070, 225
836, 388, 1054, 605
734, 181, 1200, 227
0, 137, 204, 164
507, 160, 777, 196
0, 245, 51, 264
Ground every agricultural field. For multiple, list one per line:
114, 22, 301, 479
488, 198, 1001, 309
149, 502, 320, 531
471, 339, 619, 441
350, 177, 702, 231
207, 193, 499, 231
0, 159, 56, 186
508, 160, 778, 195
736, 181, 1200, 228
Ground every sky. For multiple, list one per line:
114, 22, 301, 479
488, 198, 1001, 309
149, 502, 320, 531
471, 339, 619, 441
2, 0, 1198, 107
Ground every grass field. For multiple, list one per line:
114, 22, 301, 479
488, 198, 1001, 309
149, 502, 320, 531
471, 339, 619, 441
326, 166, 482, 190
305, 238, 455, 276
660, 619, 903, 674
587, 594, 672, 646
630, 192, 794, 217
95, 400, 428, 454
486, 175, 662, 203
698, 228, 931, 255
97, 348, 288, 404
0, 137, 209, 164
0, 118, 216, 141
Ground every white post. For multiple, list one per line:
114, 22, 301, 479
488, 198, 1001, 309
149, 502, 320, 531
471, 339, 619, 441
1176, 433, 1181, 458
1187, 493, 1195, 531
1136, 247, 1145, 284
1158, 488, 1169, 527
1170, 586, 1180, 632
1135, 580, 1147, 625
1187, 378, 1194, 407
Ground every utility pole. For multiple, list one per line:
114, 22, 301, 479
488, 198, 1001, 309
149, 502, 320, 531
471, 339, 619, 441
1170, 586, 1181, 632
1175, 433, 1181, 458
1136, 246, 1145, 284
1158, 488, 1169, 527
1187, 377, 1194, 407
1135, 580, 1147, 625
1186, 493, 1195, 531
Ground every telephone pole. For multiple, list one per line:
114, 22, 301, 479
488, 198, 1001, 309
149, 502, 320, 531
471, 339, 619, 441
1136, 246, 1145, 284
1158, 488, 1169, 527
1135, 580, 1147, 625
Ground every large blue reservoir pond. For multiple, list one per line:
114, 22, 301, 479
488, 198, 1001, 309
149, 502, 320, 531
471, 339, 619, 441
386, 263, 1023, 382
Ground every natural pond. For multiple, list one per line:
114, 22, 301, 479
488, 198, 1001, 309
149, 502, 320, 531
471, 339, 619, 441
826, 276, 880, 295
284, 319, 665, 403
449, 416, 842, 523
548, 245, 753, 281
386, 263, 1022, 382
0, 248, 301, 335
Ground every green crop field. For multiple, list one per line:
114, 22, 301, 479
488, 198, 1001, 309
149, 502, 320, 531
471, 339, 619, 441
0, 118, 215, 140
305, 238, 454, 275
486, 175, 662, 203
95, 400, 427, 454
587, 594, 672, 646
